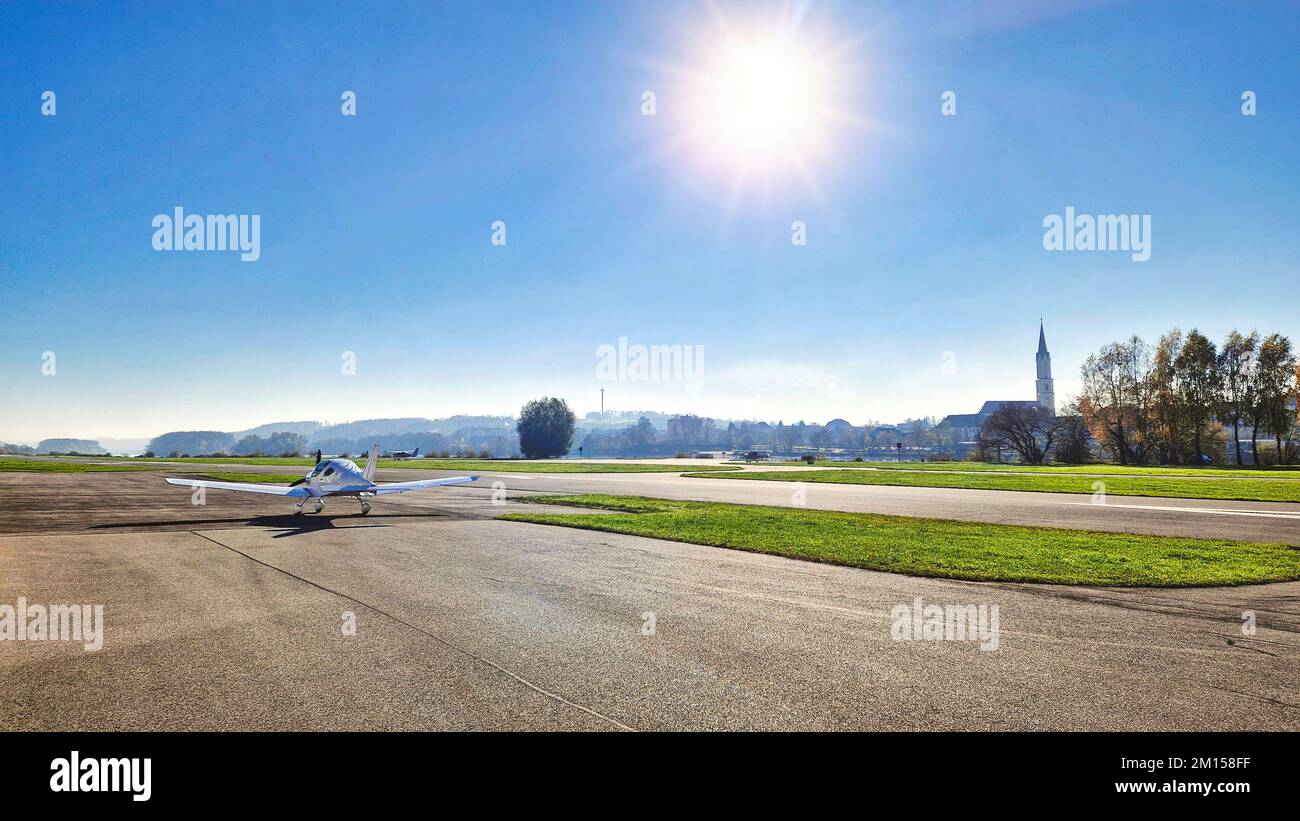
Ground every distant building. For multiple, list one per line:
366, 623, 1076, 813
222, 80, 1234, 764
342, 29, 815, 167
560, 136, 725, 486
937, 400, 1041, 443
936, 322, 1057, 444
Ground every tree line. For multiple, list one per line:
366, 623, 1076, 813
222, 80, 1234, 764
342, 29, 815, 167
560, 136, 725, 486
1080, 329, 1297, 465
980, 328, 1299, 466
579, 414, 940, 457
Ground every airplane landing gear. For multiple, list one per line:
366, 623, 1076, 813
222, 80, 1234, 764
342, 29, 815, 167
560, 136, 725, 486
313, 499, 325, 514
359, 499, 371, 515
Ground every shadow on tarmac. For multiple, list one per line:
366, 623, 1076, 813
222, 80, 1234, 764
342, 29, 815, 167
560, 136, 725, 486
89, 511, 456, 538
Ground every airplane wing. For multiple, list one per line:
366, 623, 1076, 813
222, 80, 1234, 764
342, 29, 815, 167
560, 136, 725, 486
371, 475, 478, 495
165, 478, 310, 497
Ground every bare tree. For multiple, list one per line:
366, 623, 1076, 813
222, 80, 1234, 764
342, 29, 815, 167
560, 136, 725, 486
1217, 330, 1259, 465
979, 404, 1062, 465
1052, 398, 1094, 464
1253, 334, 1297, 465
1079, 336, 1156, 465
1292, 361, 1300, 465
1150, 329, 1184, 464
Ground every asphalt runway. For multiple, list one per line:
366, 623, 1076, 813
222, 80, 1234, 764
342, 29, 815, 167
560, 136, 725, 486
466, 468, 1300, 546
0, 471, 1297, 730
57, 456, 1300, 545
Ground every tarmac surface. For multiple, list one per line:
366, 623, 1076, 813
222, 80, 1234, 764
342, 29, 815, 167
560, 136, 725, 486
1, 470, 1298, 730
105, 458, 1300, 545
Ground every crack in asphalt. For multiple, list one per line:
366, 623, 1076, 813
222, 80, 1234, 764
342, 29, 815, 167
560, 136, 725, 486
187, 529, 636, 732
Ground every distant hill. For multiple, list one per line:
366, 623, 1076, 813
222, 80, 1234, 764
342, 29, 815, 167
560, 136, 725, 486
309, 417, 518, 458
422, 415, 515, 434
311, 418, 439, 440
147, 431, 235, 457
581, 410, 675, 430
138, 417, 521, 458
37, 438, 105, 454
233, 421, 322, 439
44, 410, 938, 462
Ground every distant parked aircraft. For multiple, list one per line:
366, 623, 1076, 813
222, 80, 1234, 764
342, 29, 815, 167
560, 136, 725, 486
384, 447, 420, 460
165, 445, 475, 515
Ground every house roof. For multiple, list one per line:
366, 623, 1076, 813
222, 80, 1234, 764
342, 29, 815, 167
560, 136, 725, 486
977, 400, 1037, 415
939, 400, 1040, 429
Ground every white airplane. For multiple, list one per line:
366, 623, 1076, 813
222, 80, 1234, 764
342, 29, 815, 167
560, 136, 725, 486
383, 447, 420, 460
165, 445, 477, 515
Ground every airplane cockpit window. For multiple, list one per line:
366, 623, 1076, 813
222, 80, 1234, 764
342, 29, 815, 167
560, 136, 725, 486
311, 462, 330, 477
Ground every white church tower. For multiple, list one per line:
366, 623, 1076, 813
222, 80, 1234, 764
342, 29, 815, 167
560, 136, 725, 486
1036, 320, 1056, 415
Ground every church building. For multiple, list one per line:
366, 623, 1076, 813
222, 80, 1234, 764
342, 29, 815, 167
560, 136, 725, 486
936, 323, 1057, 444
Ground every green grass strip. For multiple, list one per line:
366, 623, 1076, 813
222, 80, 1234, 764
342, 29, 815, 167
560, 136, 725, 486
0, 458, 153, 473
112, 456, 737, 473
501, 494, 1300, 587
744, 460, 1300, 479
187, 472, 301, 484
690, 468, 1300, 503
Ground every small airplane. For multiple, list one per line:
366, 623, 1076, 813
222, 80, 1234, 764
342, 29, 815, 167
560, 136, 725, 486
165, 445, 476, 515
383, 447, 420, 460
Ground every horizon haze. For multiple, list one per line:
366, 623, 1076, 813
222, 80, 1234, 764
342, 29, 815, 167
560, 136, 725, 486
3, 1, 1296, 441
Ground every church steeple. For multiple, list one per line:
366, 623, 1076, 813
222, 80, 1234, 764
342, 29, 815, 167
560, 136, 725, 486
1035, 320, 1055, 414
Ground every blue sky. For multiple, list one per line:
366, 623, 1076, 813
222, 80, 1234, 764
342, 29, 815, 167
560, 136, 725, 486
2, 0, 1297, 442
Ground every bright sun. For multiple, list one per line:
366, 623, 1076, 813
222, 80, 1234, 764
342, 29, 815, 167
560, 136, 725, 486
705, 39, 825, 161
659, 9, 856, 198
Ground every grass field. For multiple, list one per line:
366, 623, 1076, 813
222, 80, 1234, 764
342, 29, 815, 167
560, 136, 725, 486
185, 472, 302, 484
379, 459, 738, 473
688, 467, 1300, 503
96, 456, 737, 473
502, 494, 1300, 587
742, 460, 1300, 479
0, 458, 153, 473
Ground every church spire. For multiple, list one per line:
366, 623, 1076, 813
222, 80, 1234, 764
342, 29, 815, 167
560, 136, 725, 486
1035, 320, 1055, 414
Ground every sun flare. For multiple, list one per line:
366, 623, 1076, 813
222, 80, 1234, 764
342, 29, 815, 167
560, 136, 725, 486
703, 38, 827, 162
651, 7, 863, 202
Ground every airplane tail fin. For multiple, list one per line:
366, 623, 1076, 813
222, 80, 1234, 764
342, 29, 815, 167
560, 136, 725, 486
413, 447, 419, 457
363, 443, 379, 482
